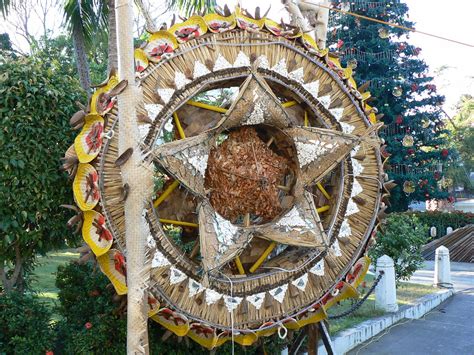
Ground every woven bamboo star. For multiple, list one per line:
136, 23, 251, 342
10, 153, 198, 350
152, 72, 367, 273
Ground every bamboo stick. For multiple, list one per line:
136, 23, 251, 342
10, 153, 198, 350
249, 242, 276, 273
158, 219, 198, 228
153, 180, 180, 208
186, 100, 227, 113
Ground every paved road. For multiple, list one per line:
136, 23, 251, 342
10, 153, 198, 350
348, 262, 474, 355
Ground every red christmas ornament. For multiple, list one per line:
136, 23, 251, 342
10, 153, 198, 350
398, 43, 406, 51
407, 148, 414, 155
85, 322, 93, 330
434, 171, 441, 180
427, 84, 437, 91
414, 47, 421, 55
441, 149, 449, 157
46, 351, 54, 355
337, 39, 344, 49
411, 83, 419, 91
395, 115, 403, 125
448, 196, 455, 203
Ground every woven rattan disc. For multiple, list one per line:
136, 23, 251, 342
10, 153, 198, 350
67, 8, 384, 349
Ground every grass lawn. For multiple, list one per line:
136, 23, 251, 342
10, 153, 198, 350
327, 273, 436, 335
31, 251, 437, 335
31, 250, 79, 311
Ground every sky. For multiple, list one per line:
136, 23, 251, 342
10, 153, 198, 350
5, 0, 473, 116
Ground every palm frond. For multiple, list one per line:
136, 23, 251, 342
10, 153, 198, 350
0, 0, 11, 17
166, 0, 217, 17
64, 0, 107, 47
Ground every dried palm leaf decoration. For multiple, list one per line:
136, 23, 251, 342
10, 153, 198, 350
63, 5, 390, 349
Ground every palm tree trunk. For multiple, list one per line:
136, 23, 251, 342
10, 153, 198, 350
115, 0, 153, 352
72, 27, 91, 94
107, 0, 118, 71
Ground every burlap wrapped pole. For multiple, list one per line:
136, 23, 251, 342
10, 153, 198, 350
115, 0, 153, 352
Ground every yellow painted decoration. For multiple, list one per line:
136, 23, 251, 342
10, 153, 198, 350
173, 112, 186, 139
90, 74, 118, 115
317, 205, 330, 213
285, 305, 327, 330
301, 33, 318, 51
264, 19, 283, 36
147, 293, 160, 317
73, 163, 100, 211
235, 7, 265, 32
317, 183, 331, 200
249, 242, 276, 273
97, 249, 127, 295
187, 323, 219, 349
304, 110, 309, 127
82, 210, 113, 256
348, 76, 358, 90
145, 31, 178, 62
348, 256, 371, 289
203, 13, 236, 33
74, 114, 104, 163
235, 256, 246, 275
169, 15, 208, 43
255, 322, 278, 338
361, 91, 371, 101
323, 281, 359, 309
327, 56, 342, 70
282, 100, 298, 108
154, 180, 180, 208
134, 48, 149, 73
158, 218, 198, 228
152, 309, 190, 337
187, 100, 227, 113
233, 332, 258, 346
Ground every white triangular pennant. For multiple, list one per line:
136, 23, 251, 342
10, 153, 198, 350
169, 266, 187, 285
351, 179, 363, 197
256, 55, 270, 69
213, 54, 232, 71
144, 103, 163, 120
269, 284, 288, 303
346, 198, 360, 216
339, 219, 352, 238
271, 58, 288, 77
329, 107, 344, 121
352, 158, 364, 176
289, 67, 304, 83
205, 288, 222, 305
193, 60, 211, 78
174, 71, 191, 90
340, 122, 355, 134
331, 239, 342, 257
292, 273, 309, 291
310, 259, 325, 276
157, 88, 175, 104
151, 250, 171, 268
224, 295, 243, 312
303, 81, 320, 98
246, 292, 266, 310
318, 95, 331, 109
188, 279, 205, 298
233, 51, 251, 67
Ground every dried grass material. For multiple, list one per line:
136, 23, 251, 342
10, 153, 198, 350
205, 126, 290, 222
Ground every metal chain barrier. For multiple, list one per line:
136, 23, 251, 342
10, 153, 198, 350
329, 271, 384, 320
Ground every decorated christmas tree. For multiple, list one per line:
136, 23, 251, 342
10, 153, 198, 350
327, 0, 452, 211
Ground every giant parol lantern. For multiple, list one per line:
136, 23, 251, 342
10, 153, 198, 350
65, 6, 387, 349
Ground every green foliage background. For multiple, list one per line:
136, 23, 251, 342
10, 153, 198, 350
369, 214, 429, 281
0, 50, 85, 289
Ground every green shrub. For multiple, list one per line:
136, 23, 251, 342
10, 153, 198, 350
405, 211, 474, 240
369, 213, 429, 282
0, 291, 55, 354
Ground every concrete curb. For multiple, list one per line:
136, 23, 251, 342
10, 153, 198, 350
316, 288, 454, 355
